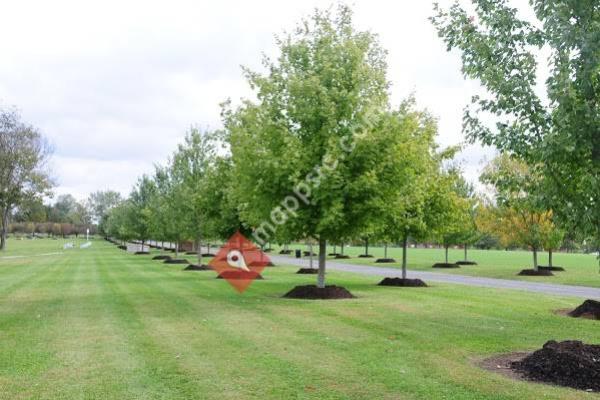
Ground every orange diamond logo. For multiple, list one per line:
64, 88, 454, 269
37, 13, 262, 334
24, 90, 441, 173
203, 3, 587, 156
209, 231, 270, 293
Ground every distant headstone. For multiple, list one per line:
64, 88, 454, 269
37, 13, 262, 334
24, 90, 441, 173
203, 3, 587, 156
63, 242, 74, 249
80, 241, 92, 249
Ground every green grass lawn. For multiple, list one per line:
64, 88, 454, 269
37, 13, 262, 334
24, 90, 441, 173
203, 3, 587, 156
1, 238, 599, 399
275, 244, 600, 288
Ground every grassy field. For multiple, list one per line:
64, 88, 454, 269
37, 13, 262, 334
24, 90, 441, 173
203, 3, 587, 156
1, 238, 599, 399
276, 244, 600, 288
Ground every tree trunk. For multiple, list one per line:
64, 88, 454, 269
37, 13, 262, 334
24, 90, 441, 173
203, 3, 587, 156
384, 243, 388, 259
402, 236, 408, 280
532, 247, 538, 271
445, 245, 449, 264
317, 238, 326, 288
341, 243, 345, 255
0, 209, 8, 251
197, 238, 203, 266
161, 241, 165, 255
333, 244, 337, 255
464, 244, 468, 262
365, 238, 369, 255
548, 249, 553, 268
175, 242, 179, 258
207, 243, 210, 253
309, 242, 314, 269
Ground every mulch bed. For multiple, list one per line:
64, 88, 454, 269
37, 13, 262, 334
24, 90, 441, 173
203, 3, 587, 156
202, 253, 215, 257
303, 251, 317, 257
296, 268, 319, 274
456, 261, 477, 266
375, 258, 396, 263
511, 340, 600, 392
152, 255, 172, 260
164, 259, 189, 264
216, 270, 263, 280
358, 254, 373, 258
185, 251, 198, 255
279, 250, 292, 255
328, 253, 339, 256
517, 269, 554, 276
432, 263, 460, 269
118, 245, 127, 250
334, 254, 350, 259
134, 251, 150, 255
538, 265, 565, 272
283, 285, 355, 299
377, 277, 427, 287
568, 299, 600, 320
184, 264, 212, 271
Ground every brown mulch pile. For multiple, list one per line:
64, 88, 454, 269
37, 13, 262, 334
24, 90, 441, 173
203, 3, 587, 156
517, 269, 554, 276
538, 265, 565, 271
511, 340, 600, 392
134, 251, 150, 255
432, 263, 460, 268
283, 285, 355, 299
456, 261, 477, 266
334, 254, 350, 259
164, 259, 189, 264
375, 258, 396, 263
184, 264, 212, 271
377, 277, 427, 287
296, 268, 319, 274
358, 254, 373, 258
152, 255, 172, 260
568, 299, 600, 320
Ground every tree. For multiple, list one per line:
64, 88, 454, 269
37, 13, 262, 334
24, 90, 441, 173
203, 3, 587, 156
431, 0, 600, 259
373, 102, 448, 280
127, 176, 155, 251
170, 128, 217, 265
542, 224, 565, 269
480, 155, 553, 272
49, 194, 78, 223
0, 108, 53, 250
225, 5, 390, 290
87, 190, 122, 234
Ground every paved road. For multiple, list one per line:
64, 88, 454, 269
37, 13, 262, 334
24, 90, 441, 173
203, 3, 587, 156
270, 255, 600, 299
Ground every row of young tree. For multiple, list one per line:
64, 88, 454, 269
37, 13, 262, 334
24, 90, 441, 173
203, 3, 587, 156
103, 6, 589, 291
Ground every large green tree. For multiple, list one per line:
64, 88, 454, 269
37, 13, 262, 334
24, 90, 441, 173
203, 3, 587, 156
0, 108, 53, 250
225, 5, 390, 289
431, 0, 600, 254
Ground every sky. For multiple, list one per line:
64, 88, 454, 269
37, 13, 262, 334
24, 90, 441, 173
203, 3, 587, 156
0, 0, 501, 201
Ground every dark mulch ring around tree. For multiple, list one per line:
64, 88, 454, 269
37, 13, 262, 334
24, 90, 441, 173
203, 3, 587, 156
432, 263, 460, 268
328, 253, 339, 256
538, 265, 565, 272
303, 251, 317, 257
152, 255, 172, 260
296, 268, 319, 274
378, 277, 427, 287
358, 254, 373, 258
518, 269, 554, 276
375, 258, 397, 263
456, 261, 478, 266
185, 251, 198, 255
334, 254, 351, 259
164, 259, 189, 264
184, 264, 213, 271
118, 245, 127, 250
283, 285, 355, 300
568, 299, 600, 320
202, 253, 216, 257
511, 340, 600, 392
134, 251, 150, 255
216, 270, 263, 280
279, 250, 293, 255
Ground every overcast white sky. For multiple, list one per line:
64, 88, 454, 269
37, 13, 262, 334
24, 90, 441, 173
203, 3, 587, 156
0, 0, 501, 201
